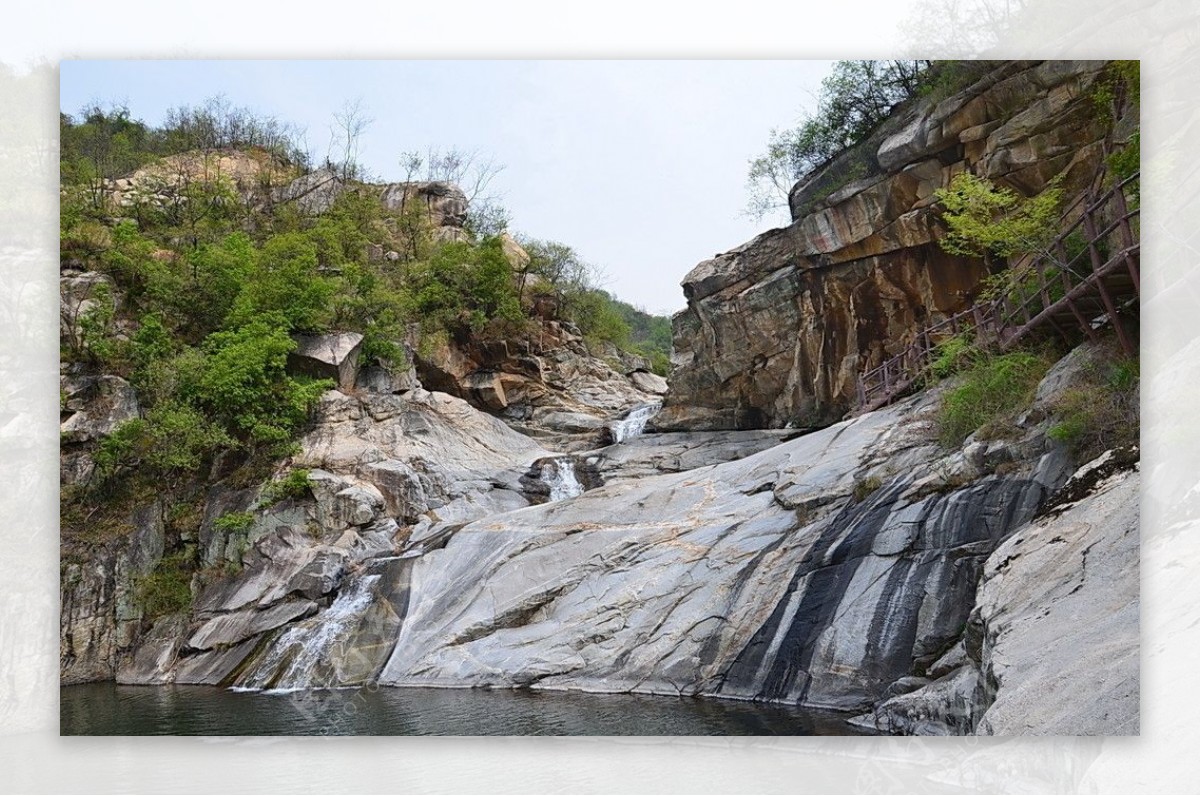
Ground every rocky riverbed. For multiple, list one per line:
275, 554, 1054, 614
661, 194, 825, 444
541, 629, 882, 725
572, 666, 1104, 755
61, 335, 1138, 734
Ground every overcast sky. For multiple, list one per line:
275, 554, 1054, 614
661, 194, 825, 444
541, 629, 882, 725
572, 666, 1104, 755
60, 60, 833, 315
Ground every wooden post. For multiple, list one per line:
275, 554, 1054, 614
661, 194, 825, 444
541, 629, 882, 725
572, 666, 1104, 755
1095, 275, 1135, 357
1067, 298, 1100, 343
1113, 180, 1136, 251
1082, 209, 1106, 276
1125, 250, 1141, 295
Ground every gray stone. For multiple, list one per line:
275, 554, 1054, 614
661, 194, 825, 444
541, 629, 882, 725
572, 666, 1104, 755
186, 600, 318, 651
273, 168, 344, 214
974, 460, 1139, 735
288, 333, 364, 391
629, 369, 668, 395
60, 375, 140, 444
356, 363, 420, 394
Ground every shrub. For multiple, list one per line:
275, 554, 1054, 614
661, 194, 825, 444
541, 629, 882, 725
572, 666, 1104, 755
930, 334, 979, 379
190, 320, 331, 445
213, 511, 255, 534
258, 469, 312, 507
227, 233, 334, 333
938, 350, 1053, 447
934, 173, 1063, 261
136, 552, 194, 617
1047, 356, 1139, 460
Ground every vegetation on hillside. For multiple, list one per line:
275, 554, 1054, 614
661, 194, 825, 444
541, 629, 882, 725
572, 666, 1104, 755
59, 100, 673, 561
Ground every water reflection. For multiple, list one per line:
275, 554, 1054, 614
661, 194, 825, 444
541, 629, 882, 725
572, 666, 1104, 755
61, 683, 870, 736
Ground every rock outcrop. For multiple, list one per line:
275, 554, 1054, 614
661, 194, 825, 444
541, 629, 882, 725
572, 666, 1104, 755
287, 332, 364, 391
411, 320, 665, 450
657, 60, 1112, 431
854, 448, 1139, 735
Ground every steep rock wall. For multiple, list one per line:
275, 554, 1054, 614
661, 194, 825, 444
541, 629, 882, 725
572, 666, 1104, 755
656, 60, 1111, 431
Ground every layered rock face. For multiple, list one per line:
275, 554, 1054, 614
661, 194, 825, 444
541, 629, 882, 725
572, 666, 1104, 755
62, 340, 1137, 734
657, 60, 1111, 431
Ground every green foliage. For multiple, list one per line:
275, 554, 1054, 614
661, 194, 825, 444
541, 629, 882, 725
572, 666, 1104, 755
213, 511, 255, 534
93, 402, 231, 484
929, 334, 980, 379
574, 289, 632, 349
1107, 132, 1140, 184
934, 173, 1063, 260
228, 233, 334, 332
258, 469, 312, 507
410, 238, 523, 334
1047, 354, 1139, 460
191, 321, 331, 445
938, 350, 1053, 447
915, 61, 998, 102
136, 551, 194, 617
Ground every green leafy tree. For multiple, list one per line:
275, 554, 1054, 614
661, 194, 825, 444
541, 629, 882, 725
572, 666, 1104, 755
746, 60, 932, 220
190, 321, 330, 446
227, 233, 334, 332
934, 173, 1063, 262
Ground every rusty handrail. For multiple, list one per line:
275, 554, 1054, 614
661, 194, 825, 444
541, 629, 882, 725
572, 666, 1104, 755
855, 172, 1140, 412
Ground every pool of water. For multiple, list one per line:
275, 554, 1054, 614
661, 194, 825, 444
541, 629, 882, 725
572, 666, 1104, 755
60, 683, 871, 736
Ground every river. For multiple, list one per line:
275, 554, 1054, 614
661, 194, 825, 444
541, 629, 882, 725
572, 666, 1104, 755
60, 683, 870, 736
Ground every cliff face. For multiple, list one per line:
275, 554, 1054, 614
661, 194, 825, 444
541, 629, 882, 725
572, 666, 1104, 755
656, 60, 1112, 431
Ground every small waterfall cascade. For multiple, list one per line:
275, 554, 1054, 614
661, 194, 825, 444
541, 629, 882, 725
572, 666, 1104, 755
539, 457, 584, 502
607, 401, 662, 444
234, 573, 382, 691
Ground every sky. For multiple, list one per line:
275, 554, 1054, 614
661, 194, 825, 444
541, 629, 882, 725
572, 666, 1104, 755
60, 60, 833, 315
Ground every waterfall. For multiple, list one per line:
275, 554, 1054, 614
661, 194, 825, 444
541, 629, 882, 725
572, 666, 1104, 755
540, 457, 584, 502
234, 574, 381, 691
607, 401, 662, 444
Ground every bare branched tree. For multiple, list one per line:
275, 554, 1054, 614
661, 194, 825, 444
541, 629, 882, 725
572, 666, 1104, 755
398, 146, 509, 236
330, 99, 374, 181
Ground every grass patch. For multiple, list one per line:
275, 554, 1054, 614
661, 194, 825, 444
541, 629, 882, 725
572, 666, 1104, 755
1047, 356, 1139, 461
213, 511, 255, 534
938, 349, 1053, 448
136, 551, 194, 617
258, 468, 312, 507
852, 475, 884, 502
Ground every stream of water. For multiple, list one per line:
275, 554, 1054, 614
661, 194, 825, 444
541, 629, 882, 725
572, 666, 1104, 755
607, 401, 661, 444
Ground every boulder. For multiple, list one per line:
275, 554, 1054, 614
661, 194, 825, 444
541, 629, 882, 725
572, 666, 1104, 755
356, 363, 420, 394
377, 181, 468, 228
974, 458, 1140, 735
274, 168, 344, 214
287, 332, 364, 391
60, 375, 140, 444
629, 369, 668, 395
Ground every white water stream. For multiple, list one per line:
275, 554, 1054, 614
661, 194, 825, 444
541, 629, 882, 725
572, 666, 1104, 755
607, 401, 661, 444
539, 457, 584, 501
235, 574, 381, 691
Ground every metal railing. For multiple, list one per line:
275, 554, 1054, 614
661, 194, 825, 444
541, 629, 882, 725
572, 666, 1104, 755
855, 172, 1140, 412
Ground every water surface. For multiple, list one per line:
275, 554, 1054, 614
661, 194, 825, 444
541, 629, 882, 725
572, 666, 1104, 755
61, 683, 870, 736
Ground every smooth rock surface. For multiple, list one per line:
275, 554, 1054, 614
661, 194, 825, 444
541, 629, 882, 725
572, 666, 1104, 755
975, 460, 1140, 735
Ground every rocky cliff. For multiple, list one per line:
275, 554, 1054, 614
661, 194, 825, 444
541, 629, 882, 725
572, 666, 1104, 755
655, 60, 1113, 431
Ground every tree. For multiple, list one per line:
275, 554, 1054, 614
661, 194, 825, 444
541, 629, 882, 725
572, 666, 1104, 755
399, 147, 509, 236
745, 60, 932, 221
934, 173, 1063, 263
330, 98, 373, 181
